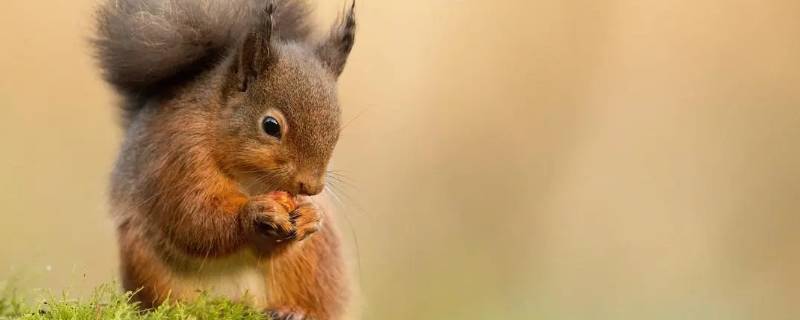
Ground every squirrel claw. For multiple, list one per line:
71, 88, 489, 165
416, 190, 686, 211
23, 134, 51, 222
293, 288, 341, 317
289, 202, 323, 242
247, 194, 321, 245
267, 309, 309, 320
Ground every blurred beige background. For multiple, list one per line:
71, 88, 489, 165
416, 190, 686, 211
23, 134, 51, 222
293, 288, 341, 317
2, 0, 800, 319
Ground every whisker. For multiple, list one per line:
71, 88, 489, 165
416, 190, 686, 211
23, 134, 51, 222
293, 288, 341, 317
322, 183, 364, 286
326, 171, 359, 190
339, 105, 374, 133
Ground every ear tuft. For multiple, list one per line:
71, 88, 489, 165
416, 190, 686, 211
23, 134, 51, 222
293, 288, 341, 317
317, 1, 356, 78
237, 1, 276, 92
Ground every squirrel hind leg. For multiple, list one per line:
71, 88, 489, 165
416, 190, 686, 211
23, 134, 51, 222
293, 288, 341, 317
266, 309, 309, 320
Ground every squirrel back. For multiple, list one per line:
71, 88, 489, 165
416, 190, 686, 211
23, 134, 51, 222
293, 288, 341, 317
93, 0, 313, 122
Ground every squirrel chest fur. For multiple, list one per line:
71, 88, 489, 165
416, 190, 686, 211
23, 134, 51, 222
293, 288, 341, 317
93, 0, 357, 319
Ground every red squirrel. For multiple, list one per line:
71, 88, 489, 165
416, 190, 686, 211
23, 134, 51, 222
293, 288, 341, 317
93, 0, 356, 319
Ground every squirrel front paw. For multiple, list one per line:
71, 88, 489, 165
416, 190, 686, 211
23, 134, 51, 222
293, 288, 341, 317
243, 192, 322, 243
289, 197, 323, 241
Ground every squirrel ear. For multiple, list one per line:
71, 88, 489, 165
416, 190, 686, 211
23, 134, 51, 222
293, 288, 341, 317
236, 1, 276, 92
317, 1, 356, 78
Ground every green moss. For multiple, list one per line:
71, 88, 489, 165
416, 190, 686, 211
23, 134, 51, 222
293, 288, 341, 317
0, 282, 266, 320
0, 284, 27, 319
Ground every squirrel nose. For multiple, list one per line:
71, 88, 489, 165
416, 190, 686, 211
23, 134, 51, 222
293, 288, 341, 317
296, 175, 324, 196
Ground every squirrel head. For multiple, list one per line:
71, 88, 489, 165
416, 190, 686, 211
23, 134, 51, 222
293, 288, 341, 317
215, 2, 355, 196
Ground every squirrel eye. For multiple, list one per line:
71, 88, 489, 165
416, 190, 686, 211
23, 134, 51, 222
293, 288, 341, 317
262, 116, 282, 139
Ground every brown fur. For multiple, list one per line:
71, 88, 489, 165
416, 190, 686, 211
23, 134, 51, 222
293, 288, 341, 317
96, 0, 356, 319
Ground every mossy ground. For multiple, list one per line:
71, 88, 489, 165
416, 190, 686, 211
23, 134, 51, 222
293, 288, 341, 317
0, 282, 266, 320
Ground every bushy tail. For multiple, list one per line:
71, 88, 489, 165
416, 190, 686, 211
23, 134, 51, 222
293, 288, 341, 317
93, 0, 311, 117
